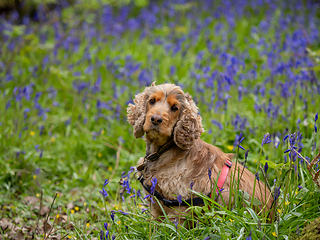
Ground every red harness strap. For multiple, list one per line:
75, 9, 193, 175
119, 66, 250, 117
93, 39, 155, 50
215, 159, 232, 195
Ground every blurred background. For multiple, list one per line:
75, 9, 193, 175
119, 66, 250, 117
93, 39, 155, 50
0, 0, 320, 239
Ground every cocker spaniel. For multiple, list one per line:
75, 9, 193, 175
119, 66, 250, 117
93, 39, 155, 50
127, 82, 273, 224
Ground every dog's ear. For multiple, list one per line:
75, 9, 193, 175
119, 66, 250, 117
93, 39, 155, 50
127, 83, 157, 138
127, 90, 149, 138
174, 93, 204, 149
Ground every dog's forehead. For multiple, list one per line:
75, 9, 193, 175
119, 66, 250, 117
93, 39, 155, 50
150, 90, 182, 106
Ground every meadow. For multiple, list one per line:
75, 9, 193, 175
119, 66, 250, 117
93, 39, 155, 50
0, 0, 320, 239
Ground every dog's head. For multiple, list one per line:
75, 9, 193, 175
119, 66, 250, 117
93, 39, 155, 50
127, 82, 204, 149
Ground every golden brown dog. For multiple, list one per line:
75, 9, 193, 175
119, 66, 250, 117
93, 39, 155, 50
127, 82, 273, 223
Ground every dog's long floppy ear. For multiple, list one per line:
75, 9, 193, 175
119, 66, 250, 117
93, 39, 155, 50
174, 93, 204, 149
127, 82, 156, 138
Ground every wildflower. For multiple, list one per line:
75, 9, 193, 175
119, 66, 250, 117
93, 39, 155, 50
208, 167, 212, 180
71, 210, 75, 214
112, 235, 115, 240
56, 214, 59, 218
75, 206, 79, 211
99, 230, 104, 240
274, 186, 281, 201
150, 177, 157, 195
177, 194, 182, 205
86, 223, 90, 227
272, 232, 277, 237
99, 188, 108, 198
51, 137, 56, 142
261, 133, 272, 146
30, 131, 35, 136
315, 113, 318, 133
264, 162, 268, 173
237, 132, 245, 150
98, 153, 102, 158
245, 149, 249, 160
104, 223, 109, 239
229, 219, 234, 222
111, 211, 115, 222
173, 218, 178, 231
190, 180, 194, 190
103, 179, 109, 187
246, 231, 252, 240
204, 237, 211, 240
255, 172, 260, 181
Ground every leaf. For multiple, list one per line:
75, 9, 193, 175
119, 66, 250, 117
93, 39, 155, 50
246, 207, 258, 223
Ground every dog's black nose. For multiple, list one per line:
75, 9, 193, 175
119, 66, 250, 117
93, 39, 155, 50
151, 114, 163, 125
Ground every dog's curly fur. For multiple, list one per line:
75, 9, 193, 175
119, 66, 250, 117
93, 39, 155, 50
127, 82, 273, 223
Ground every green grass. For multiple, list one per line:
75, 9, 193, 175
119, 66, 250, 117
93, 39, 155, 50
1, 1, 320, 239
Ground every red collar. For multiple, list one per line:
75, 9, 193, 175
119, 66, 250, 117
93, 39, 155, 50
215, 159, 232, 194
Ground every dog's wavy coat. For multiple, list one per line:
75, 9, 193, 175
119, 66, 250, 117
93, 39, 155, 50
127, 83, 273, 222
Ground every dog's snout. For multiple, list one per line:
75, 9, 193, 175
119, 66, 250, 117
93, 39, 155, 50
151, 114, 163, 125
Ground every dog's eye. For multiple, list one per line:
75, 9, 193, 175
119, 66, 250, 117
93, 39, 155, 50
171, 105, 178, 112
149, 98, 156, 105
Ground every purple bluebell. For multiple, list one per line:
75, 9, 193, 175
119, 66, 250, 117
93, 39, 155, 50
245, 149, 249, 160
274, 186, 281, 201
190, 180, 194, 190
261, 133, 272, 146
110, 211, 115, 222
99, 188, 108, 198
246, 231, 252, 240
236, 132, 245, 150
264, 162, 268, 173
104, 179, 109, 187
208, 167, 212, 180
177, 194, 182, 205
174, 218, 178, 230
255, 172, 260, 181
100, 230, 104, 240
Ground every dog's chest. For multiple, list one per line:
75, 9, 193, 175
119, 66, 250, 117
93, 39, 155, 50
144, 155, 192, 200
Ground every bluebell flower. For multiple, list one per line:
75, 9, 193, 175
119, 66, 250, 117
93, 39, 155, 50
174, 218, 178, 230
246, 231, 252, 240
150, 177, 157, 195
190, 180, 194, 190
208, 167, 212, 180
245, 149, 249, 160
100, 230, 104, 240
103, 179, 109, 187
177, 194, 182, 205
264, 162, 268, 173
99, 188, 108, 198
237, 132, 245, 150
261, 133, 272, 146
274, 186, 281, 201
109, 210, 114, 222
255, 172, 260, 181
